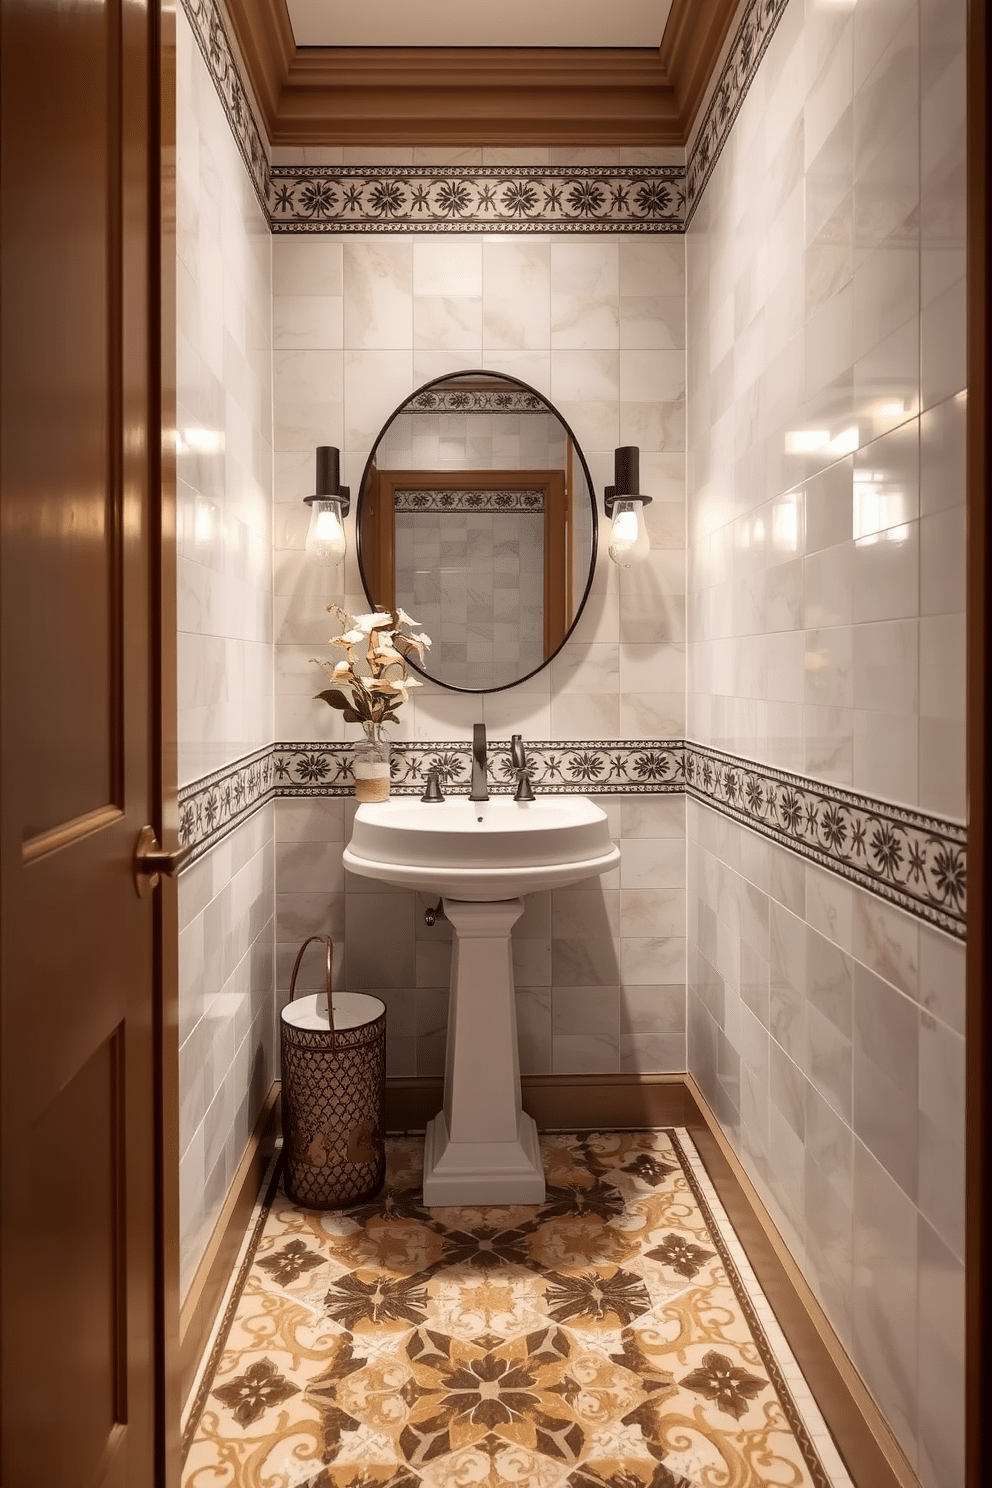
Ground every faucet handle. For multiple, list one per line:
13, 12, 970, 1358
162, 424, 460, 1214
421, 768, 445, 803
511, 735, 536, 802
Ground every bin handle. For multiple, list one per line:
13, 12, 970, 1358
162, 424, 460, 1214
288, 935, 336, 1045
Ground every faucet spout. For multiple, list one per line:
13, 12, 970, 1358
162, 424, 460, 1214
468, 722, 489, 801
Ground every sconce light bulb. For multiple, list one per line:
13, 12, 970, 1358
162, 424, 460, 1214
306, 499, 347, 565
608, 499, 650, 566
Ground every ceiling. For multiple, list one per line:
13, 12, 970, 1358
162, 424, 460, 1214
225, 0, 738, 146
286, 0, 674, 50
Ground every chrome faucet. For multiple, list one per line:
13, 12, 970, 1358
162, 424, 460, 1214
468, 722, 489, 801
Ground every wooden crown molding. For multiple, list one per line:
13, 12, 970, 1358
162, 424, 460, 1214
223, 0, 739, 146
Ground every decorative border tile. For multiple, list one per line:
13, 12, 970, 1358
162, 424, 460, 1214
179, 0, 269, 215
403, 386, 551, 414
686, 743, 966, 938
177, 745, 275, 864
177, 739, 966, 937
685, 0, 792, 225
181, 0, 791, 237
268, 165, 685, 233
183, 0, 689, 235
395, 489, 545, 514
272, 739, 686, 796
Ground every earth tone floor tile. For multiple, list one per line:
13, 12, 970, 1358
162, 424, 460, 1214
183, 1130, 844, 1488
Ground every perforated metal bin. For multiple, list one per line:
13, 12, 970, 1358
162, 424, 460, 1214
280, 934, 386, 1209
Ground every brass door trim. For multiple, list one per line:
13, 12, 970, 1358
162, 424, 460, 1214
133, 824, 192, 896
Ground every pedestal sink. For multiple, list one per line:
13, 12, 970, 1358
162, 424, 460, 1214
343, 795, 620, 1206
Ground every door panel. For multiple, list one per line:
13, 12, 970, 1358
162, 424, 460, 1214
4, 0, 123, 840
32, 1030, 126, 1488
1, 0, 163, 1469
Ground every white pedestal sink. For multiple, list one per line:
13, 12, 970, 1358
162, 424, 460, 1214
343, 794, 620, 1207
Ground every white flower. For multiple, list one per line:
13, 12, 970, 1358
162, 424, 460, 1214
352, 611, 394, 632
372, 638, 404, 663
314, 605, 431, 724
379, 676, 423, 701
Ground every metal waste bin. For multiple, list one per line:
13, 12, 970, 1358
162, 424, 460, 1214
280, 934, 386, 1209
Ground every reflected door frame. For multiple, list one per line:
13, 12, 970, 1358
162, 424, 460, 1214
360, 466, 571, 670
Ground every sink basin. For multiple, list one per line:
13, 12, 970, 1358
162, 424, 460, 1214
343, 793, 620, 899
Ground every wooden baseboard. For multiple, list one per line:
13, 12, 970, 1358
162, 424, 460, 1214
178, 1083, 281, 1405
683, 1075, 920, 1488
383, 1072, 689, 1134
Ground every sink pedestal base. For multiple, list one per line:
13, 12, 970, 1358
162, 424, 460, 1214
422, 896, 546, 1207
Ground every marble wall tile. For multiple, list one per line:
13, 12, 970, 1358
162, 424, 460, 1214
177, 15, 273, 787
852, 1139, 920, 1465
176, 8, 275, 1294
272, 230, 686, 756
916, 1215, 965, 1488
178, 806, 274, 1300
686, 0, 965, 820
687, 790, 964, 1475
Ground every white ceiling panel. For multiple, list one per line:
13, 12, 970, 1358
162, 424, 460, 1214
287, 0, 673, 49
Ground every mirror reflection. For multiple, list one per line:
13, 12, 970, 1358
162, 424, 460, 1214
357, 372, 598, 693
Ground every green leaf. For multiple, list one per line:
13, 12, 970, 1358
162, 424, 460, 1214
382, 711, 401, 724
342, 708, 363, 724
315, 688, 352, 711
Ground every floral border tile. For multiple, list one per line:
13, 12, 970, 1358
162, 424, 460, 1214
180, 0, 785, 236
271, 739, 685, 797
687, 743, 966, 937
179, 0, 269, 214
685, 0, 793, 224
180, 0, 687, 236
268, 165, 685, 233
177, 745, 275, 864
403, 386, 550, 414
177, 739, 966, 938
395, 490, 545, 514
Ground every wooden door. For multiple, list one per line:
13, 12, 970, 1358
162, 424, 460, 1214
0, 0, 166, 1474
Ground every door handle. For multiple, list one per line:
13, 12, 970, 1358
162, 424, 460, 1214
134, 825, 193, 897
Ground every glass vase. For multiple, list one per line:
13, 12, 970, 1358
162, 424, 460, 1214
353, 720, 391, 803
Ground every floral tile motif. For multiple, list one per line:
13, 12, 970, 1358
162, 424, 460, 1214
178, 739, 966, 936
179, 0, 269, 213
269, 740, 685, 798
685, 0, 792, 223
177, 745, 274, 864
182, 1131, 835, 1488
179, 0, 686, 237
684, 743, 967, 937
395, 489, 546, 514
402, 388, 550, 416
268, 167, 685, 234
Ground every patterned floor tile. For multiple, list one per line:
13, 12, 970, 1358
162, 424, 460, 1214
182, 1131, 841, 1488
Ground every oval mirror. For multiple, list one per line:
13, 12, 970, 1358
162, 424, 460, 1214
357, 371, 599, 693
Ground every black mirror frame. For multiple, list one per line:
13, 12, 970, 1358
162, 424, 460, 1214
356, 369, 600, 695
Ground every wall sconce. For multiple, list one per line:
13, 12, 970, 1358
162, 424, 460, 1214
604, 445, 652, 566
304, 445, 350, 565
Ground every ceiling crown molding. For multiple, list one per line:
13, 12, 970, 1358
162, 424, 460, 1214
222, 0, 740, 145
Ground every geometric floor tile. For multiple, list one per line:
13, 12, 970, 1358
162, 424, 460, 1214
182, 1130, 849, 1488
